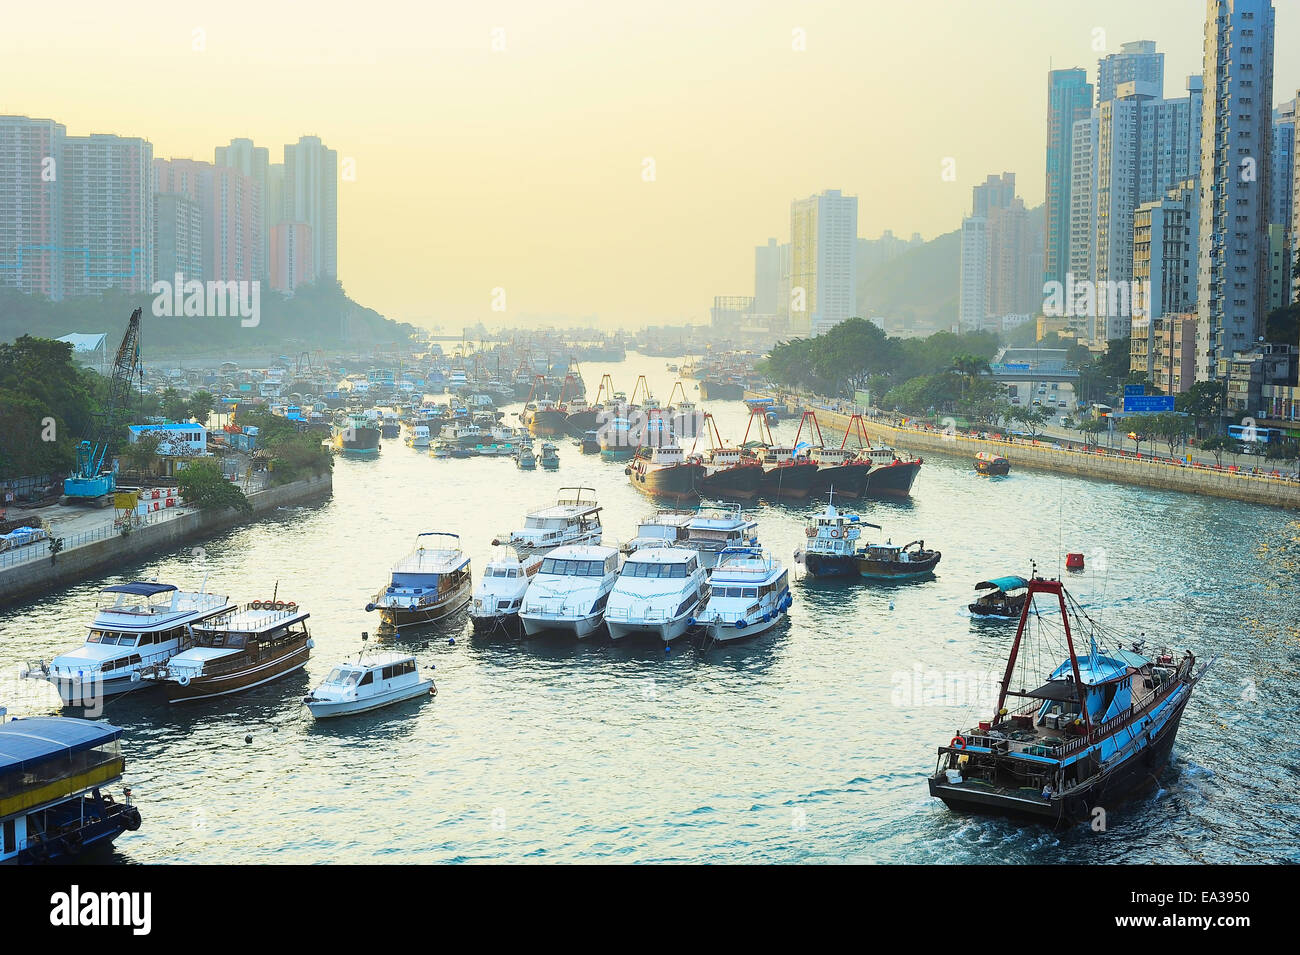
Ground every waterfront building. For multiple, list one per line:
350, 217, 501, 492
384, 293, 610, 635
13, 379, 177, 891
1046, 69, 1094, 290
1131, 312, 1198, 394
1196, 0, 1276, 384
1067, 111, 1100, 336
790, 189, 858, 337
1129, 180, 1200, 378
1221, 342, 1298, 416
127, 423, 209, 455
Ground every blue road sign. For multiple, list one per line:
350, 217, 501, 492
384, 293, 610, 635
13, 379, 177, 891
1124, 384, 1146, 396
1123, 395, 1175, 413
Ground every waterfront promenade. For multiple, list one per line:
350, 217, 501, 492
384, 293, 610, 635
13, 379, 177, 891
0, 472, 332, 606
750, 391, 1300, 511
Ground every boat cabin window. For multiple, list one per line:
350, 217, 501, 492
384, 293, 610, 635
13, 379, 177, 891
325, 667, 361, 686
741, 587, 758, 598
622, 562, 689, 579
359, 672, 373, 686
381, 660, 417, 679
541, 558, 607, 577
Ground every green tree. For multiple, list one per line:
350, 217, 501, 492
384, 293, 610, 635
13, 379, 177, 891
187, 390, 216, 424
1199, 435, 1240, 467
177, 458, 252, 513
1011, 407, 1051, 441
119, 432, 161, 481
160, 387, 189, 422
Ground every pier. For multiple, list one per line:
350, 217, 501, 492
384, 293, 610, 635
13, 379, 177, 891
0, 473, 332, 607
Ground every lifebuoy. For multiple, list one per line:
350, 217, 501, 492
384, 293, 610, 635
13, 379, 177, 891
286, 601, 297, 610
274, 601, 285, 611
830, 528, 841, 539
250, 600, 262, 610
951, 736, 967, 750
804, 527, 816, 537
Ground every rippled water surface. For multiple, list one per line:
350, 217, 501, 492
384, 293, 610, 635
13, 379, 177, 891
2, 353, 1297, 863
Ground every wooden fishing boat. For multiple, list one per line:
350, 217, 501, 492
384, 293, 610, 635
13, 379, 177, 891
929, 577, 1209, 825
975, 451, 1010, 476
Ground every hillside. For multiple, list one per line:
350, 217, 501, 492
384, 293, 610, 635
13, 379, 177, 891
0, 280, 418, 357
857, 228, 960, 332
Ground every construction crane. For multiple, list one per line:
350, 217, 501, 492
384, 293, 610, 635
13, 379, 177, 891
63, 308, 143, 506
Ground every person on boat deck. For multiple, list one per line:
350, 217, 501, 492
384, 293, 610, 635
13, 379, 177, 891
1041, 784, 1053, 799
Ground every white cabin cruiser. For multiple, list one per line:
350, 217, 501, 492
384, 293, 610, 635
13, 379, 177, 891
494, 487, 602, 559
698, 548, 791, 643
303, 652, 435, 719
518, 544, 620, 638
682, 503, 759, 568
605, 547, 709, 642
24, 582, 234, 706
470, 547, 543, 632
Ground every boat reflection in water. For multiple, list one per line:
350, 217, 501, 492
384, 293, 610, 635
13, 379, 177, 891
928, 577, 1208, 826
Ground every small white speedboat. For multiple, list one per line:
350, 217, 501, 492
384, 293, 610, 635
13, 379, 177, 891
303, 652, 435, 719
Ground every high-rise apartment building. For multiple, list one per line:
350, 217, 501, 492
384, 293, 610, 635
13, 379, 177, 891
754, 238, 781, 315
60, 133, 154, 296
1096, 40, 1166, 105
789, 189, 857, 336
0, 115, 64, 298
283, 136, 337, 281
215, 138, 271, 280
1094, 76, 1203, 342
1045, 69, 1094, 290
1196, 0, 1276, 383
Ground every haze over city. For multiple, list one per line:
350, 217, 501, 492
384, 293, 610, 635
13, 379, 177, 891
4, 0, 1296, 328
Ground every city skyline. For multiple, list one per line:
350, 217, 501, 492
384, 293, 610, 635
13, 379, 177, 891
1, 1, 1299, 328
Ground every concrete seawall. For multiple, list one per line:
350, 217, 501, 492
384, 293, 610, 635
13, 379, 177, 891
0, 473, 332, 607
750, 392, 1300, 511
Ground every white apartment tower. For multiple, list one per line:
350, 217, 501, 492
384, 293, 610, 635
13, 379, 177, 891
1196, 0, 1276, 383
789, 189, 858, 336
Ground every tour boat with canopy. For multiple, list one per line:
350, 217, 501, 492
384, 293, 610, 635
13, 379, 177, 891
969, 574, 1031, 619
25, 582, 234, 706
366, 533, 472, 629
144, 598, 313, 702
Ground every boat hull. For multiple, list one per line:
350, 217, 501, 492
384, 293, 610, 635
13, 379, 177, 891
803, 552, 859, 577
699, 379, 744, 400
863, 459, 921, 497
165, 639, 310, 703
333, 426, 382, 455
703, 609, 784, 643
857, 552, 941, 579
606, 614, 695, 642
519, 612, 605, 638
810, 462, 871, 498
564, 410, 600, 437
928, 690, 1191, 826
628, 462, 704, 502
12, 795, 141, 864
380, 590, 471, 629
975, 459, 1010, 476
699, 463, 764, 500
760, 462, 820, 501
529, 409, 568, 436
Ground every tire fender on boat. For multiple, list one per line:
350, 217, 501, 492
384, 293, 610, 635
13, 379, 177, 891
177, 674, 190, 687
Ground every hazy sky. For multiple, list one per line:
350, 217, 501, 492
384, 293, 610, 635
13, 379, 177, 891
3, 1, 1297, 329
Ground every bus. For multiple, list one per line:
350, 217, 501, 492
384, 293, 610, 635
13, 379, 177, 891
1228, 424, 1282, 445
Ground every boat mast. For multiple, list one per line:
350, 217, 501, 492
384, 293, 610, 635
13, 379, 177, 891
794, 410, 824, 448
993, 578, 1091, 734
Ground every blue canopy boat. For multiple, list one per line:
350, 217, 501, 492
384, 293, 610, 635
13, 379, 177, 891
969, 574, 1031, 618
929, 577, 1208, 826
0, 714, 141, 863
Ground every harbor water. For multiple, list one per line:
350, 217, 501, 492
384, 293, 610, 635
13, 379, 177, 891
1, 353, 1297, 863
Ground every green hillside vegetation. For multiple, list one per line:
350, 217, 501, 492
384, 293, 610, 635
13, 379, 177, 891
857, 229, 960, 329
0, 280, 418, 356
